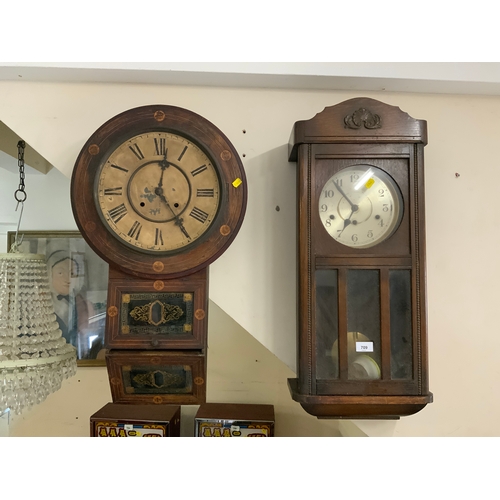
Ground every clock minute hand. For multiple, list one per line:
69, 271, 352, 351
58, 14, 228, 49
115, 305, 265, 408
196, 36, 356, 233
333, 180, 357, 211
174, 218, 191, 240
154, 187, 191, 240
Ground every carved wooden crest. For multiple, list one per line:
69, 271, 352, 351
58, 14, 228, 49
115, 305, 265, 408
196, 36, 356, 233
344, 107, 381, 129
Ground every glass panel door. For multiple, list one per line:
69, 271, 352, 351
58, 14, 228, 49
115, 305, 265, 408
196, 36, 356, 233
389, 270, 413, 379
346, 269, 381, 380
315, 270, 338, 379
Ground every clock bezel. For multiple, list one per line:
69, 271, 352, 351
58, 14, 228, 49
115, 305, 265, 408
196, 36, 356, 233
71, 105, 247, 279
317, 163, 405, 249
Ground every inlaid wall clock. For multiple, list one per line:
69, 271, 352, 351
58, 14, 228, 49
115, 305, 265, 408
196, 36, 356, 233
288, 97, 432, 419
71, 105, 247, 405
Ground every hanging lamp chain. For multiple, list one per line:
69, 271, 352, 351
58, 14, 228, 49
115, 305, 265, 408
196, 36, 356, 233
11, 140, 27, 252
15, 140, 27, 205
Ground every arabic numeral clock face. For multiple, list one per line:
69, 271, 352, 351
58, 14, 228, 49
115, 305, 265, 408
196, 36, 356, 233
96, 132, 221, 253
319, 165, 403, 248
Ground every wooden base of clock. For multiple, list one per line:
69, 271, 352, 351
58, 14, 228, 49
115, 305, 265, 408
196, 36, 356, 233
288, 379, 433, 419
106, 350, 206, 405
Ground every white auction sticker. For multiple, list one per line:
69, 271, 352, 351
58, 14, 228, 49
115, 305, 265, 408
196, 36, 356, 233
356, 341, 373, 352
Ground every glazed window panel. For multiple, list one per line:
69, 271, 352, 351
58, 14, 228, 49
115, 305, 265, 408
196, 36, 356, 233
346, 269, 381, 380
315, 270, 339, 380
389, 270, 413, 379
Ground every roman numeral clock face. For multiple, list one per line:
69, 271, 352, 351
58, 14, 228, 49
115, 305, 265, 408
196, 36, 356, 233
95, 132, 221, 253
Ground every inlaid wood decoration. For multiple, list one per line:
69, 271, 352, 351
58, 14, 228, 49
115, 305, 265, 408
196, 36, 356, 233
288, 98, 433, 419
71, 105, 247, 405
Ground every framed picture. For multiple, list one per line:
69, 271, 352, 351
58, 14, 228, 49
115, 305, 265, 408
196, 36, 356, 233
7, 230, 109, 367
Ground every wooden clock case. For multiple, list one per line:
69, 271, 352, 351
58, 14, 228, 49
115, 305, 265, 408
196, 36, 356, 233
288, 98, 433, 419
71, 105, 247, 406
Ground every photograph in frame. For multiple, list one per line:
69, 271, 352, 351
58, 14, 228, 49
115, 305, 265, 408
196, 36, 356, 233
7, 230, 109, 367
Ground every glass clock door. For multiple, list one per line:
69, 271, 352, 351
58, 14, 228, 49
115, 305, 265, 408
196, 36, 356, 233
315, 266, 414, 394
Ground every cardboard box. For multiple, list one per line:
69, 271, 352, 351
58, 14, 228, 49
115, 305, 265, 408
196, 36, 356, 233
195, 403, 274, 437
90, 402, 181, 437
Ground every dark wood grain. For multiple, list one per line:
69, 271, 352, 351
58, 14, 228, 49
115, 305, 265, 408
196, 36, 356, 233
195, 403, 275, 421
288, 379, 432, 419
289, 97, 428, 161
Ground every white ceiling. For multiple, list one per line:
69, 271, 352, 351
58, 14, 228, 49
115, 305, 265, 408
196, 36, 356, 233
2, 62, 500, 95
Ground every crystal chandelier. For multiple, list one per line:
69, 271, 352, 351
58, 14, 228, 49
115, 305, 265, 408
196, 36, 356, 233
0, 141, 77, 415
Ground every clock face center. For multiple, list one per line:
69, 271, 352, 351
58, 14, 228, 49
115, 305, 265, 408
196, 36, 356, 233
127, 160, 191, 224
337, 197, 373, 225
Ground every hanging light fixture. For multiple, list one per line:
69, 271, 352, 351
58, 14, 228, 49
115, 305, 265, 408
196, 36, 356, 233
0, 140, 77, 416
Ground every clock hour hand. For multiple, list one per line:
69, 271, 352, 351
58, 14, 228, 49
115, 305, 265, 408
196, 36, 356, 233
337, 210, 354, 237
157, 149, 169, 189
154, 186, 191, 240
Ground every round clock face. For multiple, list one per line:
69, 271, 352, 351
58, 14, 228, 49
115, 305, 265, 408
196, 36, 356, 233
72, 104, 247, 279
318, 165, 403, 248
95, 131, 221, 253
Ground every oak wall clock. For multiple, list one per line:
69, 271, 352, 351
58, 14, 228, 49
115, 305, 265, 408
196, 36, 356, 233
71, 105, 247, 405
288, 97, 432, 419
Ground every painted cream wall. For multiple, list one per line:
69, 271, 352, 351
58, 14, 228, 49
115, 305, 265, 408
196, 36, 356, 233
1, 80, 500, 435
8, 301, 341, 437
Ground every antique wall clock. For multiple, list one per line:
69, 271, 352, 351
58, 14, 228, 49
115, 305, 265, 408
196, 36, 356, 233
288, 97, 433, 419
71, 104, 247, 405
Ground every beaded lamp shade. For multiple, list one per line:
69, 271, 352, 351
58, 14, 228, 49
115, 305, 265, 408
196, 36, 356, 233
0, 252, 77, 415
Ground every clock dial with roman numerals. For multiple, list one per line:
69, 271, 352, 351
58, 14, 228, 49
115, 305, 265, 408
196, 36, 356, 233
71, 104, 247, 279
96, 132, 221, 253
